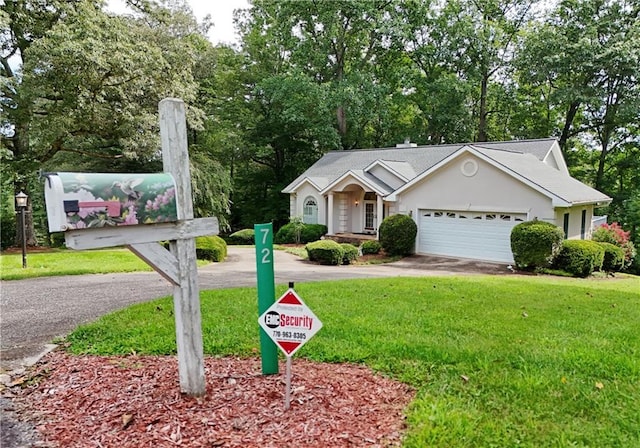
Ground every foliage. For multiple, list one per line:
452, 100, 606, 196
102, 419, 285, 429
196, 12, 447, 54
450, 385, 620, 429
592, 222, 637, 269
301, 224, 328, 244
195, 235, 227, 262
227, 229, 255, 245
379, 214, 417, 256
275, 222, 328, 244
596, 242, 625, 273
305, 240, 343, 265
554, 240, 605, 278
67, 276, 640, 446
340, 243, 359, 265
360, 240, 382, 255
510, 220, 565, 271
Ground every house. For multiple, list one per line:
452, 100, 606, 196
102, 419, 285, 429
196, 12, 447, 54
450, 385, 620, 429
282, 138, 611, 263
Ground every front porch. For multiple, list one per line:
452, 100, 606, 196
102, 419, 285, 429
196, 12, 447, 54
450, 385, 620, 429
324, 232, 377, 245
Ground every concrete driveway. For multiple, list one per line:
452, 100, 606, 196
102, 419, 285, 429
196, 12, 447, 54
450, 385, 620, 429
0, 247, 507, 372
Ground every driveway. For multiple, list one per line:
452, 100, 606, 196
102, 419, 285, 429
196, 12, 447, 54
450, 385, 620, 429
0, 247, 506, 372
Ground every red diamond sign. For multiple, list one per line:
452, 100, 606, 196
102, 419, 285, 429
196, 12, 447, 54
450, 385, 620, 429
258, 289, 323, 357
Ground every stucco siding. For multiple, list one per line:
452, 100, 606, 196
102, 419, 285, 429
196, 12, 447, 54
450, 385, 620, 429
555, 206, 594, 240
293, 183, 325, 224
396, 154, 553, 220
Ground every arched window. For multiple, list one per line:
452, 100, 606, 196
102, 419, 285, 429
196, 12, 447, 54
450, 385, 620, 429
303, 197, 318, 224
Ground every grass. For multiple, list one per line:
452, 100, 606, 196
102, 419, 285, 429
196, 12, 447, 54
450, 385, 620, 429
65, 275, 640, 447
0, 248, 216, 280
0, 249, 153, 280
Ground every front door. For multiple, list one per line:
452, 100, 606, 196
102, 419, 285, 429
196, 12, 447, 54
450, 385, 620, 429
364, 201, 377, 233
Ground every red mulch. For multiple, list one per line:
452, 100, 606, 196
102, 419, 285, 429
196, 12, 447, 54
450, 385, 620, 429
14, 352, 414, 447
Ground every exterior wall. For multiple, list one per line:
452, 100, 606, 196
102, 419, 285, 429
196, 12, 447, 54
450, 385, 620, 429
396, 154, 554, 222
555, 206, 595, 240
292, 183, 325, 224
367, 165, 404, 190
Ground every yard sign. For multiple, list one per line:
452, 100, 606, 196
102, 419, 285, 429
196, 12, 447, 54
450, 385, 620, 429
259, 288, 323, 357
258, 287, 323, 410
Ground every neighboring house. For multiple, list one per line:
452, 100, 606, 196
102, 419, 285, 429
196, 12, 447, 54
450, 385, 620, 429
282, 138, 611, 263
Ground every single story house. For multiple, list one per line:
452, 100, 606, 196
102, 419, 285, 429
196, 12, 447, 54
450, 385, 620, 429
282, 138, 611, 263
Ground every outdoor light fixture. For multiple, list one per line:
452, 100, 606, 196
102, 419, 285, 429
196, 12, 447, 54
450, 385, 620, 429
355, 200, 359, 207
15, 191, 28, 268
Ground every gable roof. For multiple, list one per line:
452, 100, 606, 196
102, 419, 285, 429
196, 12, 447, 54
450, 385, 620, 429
282, 138, 610, 206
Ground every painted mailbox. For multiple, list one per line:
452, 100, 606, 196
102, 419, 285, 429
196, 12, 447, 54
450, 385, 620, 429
44, 172, 179, 232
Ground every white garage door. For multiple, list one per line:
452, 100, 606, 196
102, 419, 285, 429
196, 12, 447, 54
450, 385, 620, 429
418, 210, 527, 263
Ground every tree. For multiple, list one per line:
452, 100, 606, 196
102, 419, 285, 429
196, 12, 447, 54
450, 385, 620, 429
1, 0, 225, 245
237, 0, 405, 149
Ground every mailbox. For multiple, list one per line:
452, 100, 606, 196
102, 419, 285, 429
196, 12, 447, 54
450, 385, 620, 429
44, 172, 179, 232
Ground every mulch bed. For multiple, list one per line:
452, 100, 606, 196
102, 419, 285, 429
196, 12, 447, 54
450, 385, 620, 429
11, 352, 414, 447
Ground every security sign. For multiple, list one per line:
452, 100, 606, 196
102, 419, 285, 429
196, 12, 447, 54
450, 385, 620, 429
258, 288, 323, 357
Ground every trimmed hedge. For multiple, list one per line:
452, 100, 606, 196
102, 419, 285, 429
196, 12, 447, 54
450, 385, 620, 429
510, 220, 564, 270
340, 243, 359, 265
379, 214, 417, 256
195, 235, 227, 262
597, 241, 625, 273
360, 240, 382, 255
554, 240, 604, 277
305, 240, 343, 265
275, 223, 328, 244
228, 229, 255, 245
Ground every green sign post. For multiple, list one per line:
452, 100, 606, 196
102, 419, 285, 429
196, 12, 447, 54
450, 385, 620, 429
254, 223, 279, 374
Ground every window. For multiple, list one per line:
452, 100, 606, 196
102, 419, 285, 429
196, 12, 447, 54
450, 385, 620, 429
563, 213, 569, 239
486, 214, 496, 220
446, 212, 456, 218
303, 197, 318, 224
580, 210, 587, 239
500, 214, 511, 221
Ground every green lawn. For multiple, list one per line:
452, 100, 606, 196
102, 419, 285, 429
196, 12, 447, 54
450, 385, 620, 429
66, 275, 640, 447
0, 248, 218, 280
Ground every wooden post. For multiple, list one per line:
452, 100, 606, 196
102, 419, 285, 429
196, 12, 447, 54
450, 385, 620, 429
159, 98, 205, 396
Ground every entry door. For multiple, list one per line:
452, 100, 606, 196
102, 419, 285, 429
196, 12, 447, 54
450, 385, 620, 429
364, 201, 377, 232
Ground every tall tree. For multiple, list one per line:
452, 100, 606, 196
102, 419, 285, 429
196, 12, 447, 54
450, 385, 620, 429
0, 0, 225, 244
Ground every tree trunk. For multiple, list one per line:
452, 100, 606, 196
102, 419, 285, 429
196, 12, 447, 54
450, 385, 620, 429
477, 74, 489, 142
558, 101, 580, 155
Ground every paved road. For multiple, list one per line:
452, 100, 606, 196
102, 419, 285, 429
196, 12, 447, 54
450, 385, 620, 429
1, 247, 506, 372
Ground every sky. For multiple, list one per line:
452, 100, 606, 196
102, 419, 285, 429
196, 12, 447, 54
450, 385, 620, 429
106, 0, 251, 45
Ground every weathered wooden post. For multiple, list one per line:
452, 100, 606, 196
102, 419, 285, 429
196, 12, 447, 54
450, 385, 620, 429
159, 98, 205, 396
44, 98, 213, 396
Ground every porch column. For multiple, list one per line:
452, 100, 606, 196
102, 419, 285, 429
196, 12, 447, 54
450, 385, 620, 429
327, 193, 334, 235
376, 195, 384, 240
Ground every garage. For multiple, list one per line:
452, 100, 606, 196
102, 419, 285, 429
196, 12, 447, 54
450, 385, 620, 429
417, 210, 527, 263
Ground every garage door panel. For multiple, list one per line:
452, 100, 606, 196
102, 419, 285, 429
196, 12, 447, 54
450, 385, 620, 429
418, 211, 521, 263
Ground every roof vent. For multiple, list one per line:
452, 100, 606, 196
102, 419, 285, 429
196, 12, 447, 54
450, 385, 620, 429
396, 137, 417, 148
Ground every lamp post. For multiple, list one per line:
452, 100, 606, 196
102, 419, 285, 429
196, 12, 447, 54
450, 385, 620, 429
15, 191, 28, 269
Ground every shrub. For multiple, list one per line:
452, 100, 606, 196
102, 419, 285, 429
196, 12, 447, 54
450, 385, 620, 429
340, 243, 359, 265
379, 214, 417, 256
49, 232, 66, 248
360, 240, 382, 255
305, 240, 344, 265
275, 222, 327, 244
554, 240, 605, 277
1, 215, 17, 250
592, 222, 636, 270
596, 242, 625, 273
300, 224, 328, 243
510, 220, 564, 270
195, 235, 227, 262
228, 229, 255, 245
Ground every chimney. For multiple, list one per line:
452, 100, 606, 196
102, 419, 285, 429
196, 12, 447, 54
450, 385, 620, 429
396, 137, 417, 148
